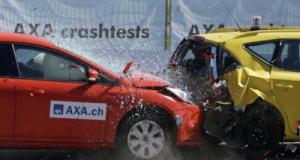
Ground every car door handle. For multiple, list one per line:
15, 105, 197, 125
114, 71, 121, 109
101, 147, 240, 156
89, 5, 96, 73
26, 89, 45, 96
275, 84, 293, 89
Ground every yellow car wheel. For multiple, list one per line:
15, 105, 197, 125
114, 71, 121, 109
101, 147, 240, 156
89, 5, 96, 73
243, 102, 283, 152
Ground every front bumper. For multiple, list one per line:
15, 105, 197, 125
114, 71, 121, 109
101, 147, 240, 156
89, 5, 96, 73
174, 103, 204, 146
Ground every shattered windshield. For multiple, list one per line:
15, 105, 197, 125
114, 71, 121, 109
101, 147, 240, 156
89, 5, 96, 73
169, 39, 211, 76
168, 39, 219, 106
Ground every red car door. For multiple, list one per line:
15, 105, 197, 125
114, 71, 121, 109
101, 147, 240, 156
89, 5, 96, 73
0, 44, 17, 143
13, 44, 113, 143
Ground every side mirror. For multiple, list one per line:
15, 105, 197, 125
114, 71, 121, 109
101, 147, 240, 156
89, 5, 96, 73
122, 61, 133, 74
88, 69, 99, 84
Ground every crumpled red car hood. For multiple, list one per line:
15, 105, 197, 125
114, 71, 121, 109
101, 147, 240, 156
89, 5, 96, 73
128, 72, 169, 88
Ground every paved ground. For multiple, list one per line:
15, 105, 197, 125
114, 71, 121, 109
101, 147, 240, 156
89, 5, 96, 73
0, 145, 298, 160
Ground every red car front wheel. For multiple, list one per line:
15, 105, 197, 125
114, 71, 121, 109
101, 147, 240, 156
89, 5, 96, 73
113, 108, 177, 160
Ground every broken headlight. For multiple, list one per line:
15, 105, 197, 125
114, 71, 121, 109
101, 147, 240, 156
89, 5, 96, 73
166, 87, 193, 103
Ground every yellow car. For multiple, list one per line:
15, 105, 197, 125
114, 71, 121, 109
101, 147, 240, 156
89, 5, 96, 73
169, 26, 300, 152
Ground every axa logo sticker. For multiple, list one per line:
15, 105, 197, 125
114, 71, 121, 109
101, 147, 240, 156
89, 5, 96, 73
50, 101, 107, 120
53, 104, 64, 115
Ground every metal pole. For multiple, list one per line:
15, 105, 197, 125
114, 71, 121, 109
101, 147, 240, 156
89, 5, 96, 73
165, 0, 171, 50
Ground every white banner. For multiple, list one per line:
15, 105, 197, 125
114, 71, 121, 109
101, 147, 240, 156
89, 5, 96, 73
171, 0, 300, 48
0, 0, 167, 73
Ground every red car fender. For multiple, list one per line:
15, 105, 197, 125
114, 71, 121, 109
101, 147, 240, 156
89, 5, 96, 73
104, 88, 202, 146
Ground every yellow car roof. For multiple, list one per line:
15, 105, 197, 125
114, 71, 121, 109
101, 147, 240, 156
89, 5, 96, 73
194, 27, 300, 44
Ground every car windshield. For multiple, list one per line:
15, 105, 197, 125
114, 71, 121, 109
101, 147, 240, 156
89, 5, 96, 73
169, 39, 219, 79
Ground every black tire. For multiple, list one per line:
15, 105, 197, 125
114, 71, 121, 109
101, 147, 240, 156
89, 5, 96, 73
242, 101, 284, 158
112, 107, 179, 160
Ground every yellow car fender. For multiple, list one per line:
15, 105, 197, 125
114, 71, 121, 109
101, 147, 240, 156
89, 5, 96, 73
225, 67, 294, 138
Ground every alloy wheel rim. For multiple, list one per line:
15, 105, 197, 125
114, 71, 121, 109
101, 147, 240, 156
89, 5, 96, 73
127, 120, 165, 159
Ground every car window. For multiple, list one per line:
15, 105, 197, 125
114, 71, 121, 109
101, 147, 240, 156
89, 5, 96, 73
219, 48, 239, 75
246, 42, 276, 63
14, 45, 87, 82
0, 44, 14, 77
210, 46, 218, 79
172, 40, 209, 76
276, 41, 300, 72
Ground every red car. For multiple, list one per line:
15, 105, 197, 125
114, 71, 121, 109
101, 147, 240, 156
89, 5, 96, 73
0, 32, 202, 159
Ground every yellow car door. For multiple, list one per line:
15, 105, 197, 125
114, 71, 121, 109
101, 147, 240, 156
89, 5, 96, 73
271, 40, 300, 135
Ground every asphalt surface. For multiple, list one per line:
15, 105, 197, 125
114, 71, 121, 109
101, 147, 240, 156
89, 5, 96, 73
0, 145, 299, 160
